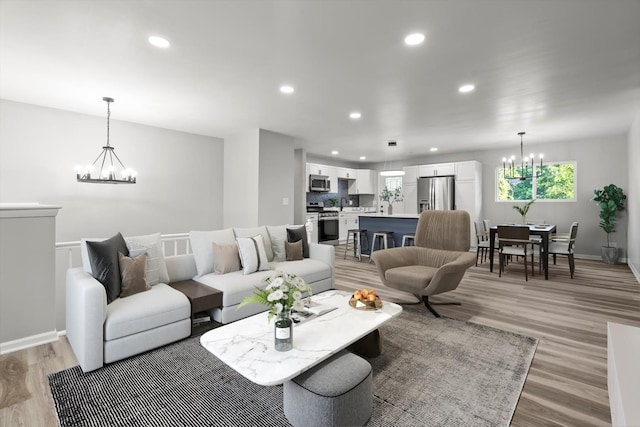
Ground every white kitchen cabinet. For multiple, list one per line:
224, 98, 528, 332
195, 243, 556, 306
455, 161, 481, 181
336, 167, 357, 180
326, 166, 338, 192
453, 160, 482, 248
348, 169, 376, 195
418, 163, 455, 177
339, 213, 359, 244
338, 213, 348, 243
401, 166, 419, 215
403, 166, 418, 183
308, 162, 327, 176
402, 183, 418, 214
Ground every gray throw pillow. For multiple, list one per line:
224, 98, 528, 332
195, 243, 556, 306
118, 252, 150, 298
286, 226, 309, 258
285, 239, 304, 261
86, 232, 129, 304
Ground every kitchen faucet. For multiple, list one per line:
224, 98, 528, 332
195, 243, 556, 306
340, 197, 349, 211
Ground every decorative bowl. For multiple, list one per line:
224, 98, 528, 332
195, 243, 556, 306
349, 296, 383, 310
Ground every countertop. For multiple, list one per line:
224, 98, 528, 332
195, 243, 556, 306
358, 213, 421, 219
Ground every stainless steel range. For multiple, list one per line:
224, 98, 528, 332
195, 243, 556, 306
318, 211, 339, 245
306, 202, 339, 245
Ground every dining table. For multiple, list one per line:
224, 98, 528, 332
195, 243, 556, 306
489, 224, 557, 280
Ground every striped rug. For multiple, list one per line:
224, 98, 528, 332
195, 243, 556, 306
49, 305, 537, 426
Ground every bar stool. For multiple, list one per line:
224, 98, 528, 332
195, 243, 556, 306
369, 231, 395, 263
343, 229, 369, 261
401, 233, 415, 247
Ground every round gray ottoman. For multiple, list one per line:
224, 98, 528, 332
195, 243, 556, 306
283, 350, 373, 427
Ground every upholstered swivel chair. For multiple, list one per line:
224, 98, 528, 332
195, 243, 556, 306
371, 210, 476, 317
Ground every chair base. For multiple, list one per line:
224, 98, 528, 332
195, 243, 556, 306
422, 296, 461, 318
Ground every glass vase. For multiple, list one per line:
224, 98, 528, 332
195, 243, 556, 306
388, 204, 393, 216
274, 310, 293, 352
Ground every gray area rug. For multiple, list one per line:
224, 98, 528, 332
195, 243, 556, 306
49, 306, 537, 426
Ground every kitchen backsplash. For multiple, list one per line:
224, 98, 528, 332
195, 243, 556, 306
306, 179, 359, 207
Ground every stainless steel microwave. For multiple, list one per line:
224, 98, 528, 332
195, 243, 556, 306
309, 175, 330, 192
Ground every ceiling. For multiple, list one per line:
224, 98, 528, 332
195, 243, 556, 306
1, 0, 639, 162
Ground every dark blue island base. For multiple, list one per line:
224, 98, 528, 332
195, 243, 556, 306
358, 215, 420, 254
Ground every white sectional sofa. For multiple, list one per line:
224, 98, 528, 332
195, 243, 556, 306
66, 226, 335, 372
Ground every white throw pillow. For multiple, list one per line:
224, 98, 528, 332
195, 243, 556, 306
236, 235, 271, 275
234, 226, 274, 262
266, 225, 288, 262
125, 233, 167, 285
189, 229, 236, 277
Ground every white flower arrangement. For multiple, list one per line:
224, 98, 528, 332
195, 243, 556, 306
238, 270, 311, 321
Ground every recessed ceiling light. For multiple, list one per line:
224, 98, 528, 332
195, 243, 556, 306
280, 85, 295, 94
430, 147, 438, 152
350, 112, 361, 119
459, 84, 475, 93
404, 33, 425, 46
331, 150, 339, 155
148, 36, 170, 48
360, 156, 366, 160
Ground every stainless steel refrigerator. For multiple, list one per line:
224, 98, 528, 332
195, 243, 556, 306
417, 175, 455, 211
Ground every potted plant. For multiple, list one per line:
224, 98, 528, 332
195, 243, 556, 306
379, 186, 403, 215
512, 199, 535, 224
592, 184, 626, 264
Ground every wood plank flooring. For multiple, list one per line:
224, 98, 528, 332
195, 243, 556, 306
1, 248, 639, 426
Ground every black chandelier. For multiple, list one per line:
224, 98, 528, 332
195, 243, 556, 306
502, 131, 543, 181
75, 97, 137, 184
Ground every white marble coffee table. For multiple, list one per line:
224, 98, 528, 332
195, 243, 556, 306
200, 290, 402, 386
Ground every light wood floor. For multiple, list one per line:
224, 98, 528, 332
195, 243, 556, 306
1, 248, 639, 426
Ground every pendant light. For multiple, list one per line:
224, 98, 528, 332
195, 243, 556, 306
75, 97, 137, 184
502, 132, 543, 181
380, 140, 405, 176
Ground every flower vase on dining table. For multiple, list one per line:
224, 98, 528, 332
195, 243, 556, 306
274, 310, 293, 351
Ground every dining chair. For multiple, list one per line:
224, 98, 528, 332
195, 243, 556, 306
548, 222, 579, 278
497, 225, 537, 281
474, 221, 491, 266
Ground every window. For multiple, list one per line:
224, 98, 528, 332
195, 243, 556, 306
384, 176, 403, 191
496, 161, 576, 201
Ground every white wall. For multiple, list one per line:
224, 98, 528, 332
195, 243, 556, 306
628, 113, 640, 279
0, 99, 225, 241
258, 129, 294, 226
223, 129, 260, 228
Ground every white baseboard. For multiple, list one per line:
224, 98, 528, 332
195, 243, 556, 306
629, 262, 640, 284
0, 330, 59, 355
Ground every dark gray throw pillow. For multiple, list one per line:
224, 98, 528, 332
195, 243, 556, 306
286, 226, 309, 258
86, 232, 129, 304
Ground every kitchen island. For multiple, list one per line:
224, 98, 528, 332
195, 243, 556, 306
358, 214, 420, 251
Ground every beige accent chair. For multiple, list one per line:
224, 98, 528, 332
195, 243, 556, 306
371, 210, 476, 317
